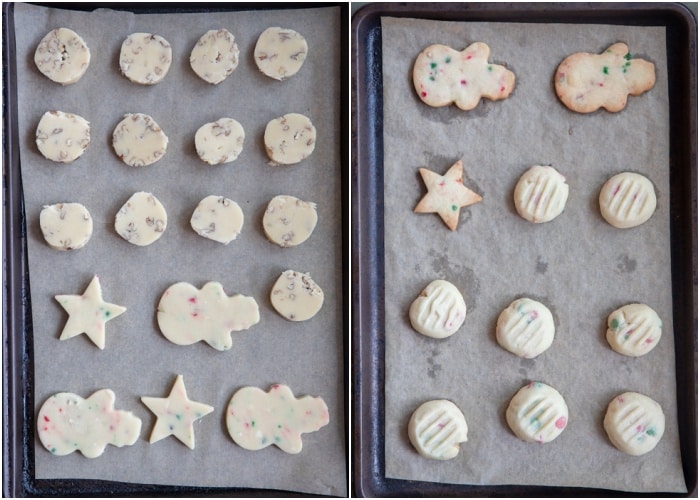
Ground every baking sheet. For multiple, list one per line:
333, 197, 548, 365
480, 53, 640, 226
381, 16, 686, 493
12, 3, 346, 495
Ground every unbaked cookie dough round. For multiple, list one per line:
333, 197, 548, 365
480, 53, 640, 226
36, 110, 90, 163
254, 27, 308, 81
114, 192, 167, 246
513, 165, 569, 223
34, 28, 90, 85
409, 279, 466, 339
40, 202, 93, 250
506, 382, 568, 443
190, 29, 239, 84
264, 113, 316, 165
190, 195, 244, 245
119, 33, 172, 85
113, 113, 168, 167
263, 195, 318, 247
270, 270, 323, 321
604, 392, 665, 456
599, 172, 656, 228
194, 118, 245, 165
606, 303, 662, 357
408, 399, 468, 460
496, 298, 555, 358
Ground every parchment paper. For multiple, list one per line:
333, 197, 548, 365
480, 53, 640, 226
14, 3, 346, 495
382, 16, 686, 493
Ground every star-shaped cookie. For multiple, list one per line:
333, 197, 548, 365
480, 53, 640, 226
141, 375, 214, 450
414, 160, 483, 230
55, 275, 126, 349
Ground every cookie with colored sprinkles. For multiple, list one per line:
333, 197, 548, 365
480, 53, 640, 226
604, 392, 665, 455
599, 172, 656, 228
408, 399, 468, 460
513, 165, 569, 223
506, 381, 569, 443
409, 279, 466, 339
606, 303, 662, 357
496, 298, 555, 358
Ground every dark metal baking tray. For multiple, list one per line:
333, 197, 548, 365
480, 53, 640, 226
352, 2, 697, 497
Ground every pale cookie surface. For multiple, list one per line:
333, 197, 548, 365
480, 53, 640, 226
555, 42, 656, 113
414, 159, 482, 231
263, 195, 318, 247
157, 281, 260, 351
114, 191, 167, 246
38, 389, 141, 458
254, 27, 308, 81
194, 118, 245, 165
606, 303, 662, 357
496, 298, 555, 358
40, 202, 93, 251
119, 33, 172, 85
226, 384, 329, 454
190, 195, 244, 244
604, 392, 665, 456
409, 279, 466, 339
34, 28, 90, 85
270, 270, 324, 321
599, 172, 656, 228
408, 399, 468, 460
413, 42, 515, 110
55, 275, 126, 349
141, 375, 214, 450
113, 113, 168, 167
264, 113, 316, 165
36, 110, 90, 163
513, 166, 569, 223
506, 382, 568, 443
190, 29, 239, 84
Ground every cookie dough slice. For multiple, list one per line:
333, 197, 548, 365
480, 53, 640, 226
40, 202, 92, 250
194, 118, 245, 165
36, 110, 90, 163
34, 28, 90, 85
264, 113, 316, 165
604, 392, 665, 455
496, 298, 555, 358
409, 279, 466, 339
190, 195, 244, 244
254, 27, 308, 80
263, 195, 318, 247
270, 270, 323, 321
190, 29, 239, 84
599, 172, 656, 228
606, 303, 662, 357
113, 113, 168, 167
513, 166, 569, 223
114, 192, 167, 246
506, 382, 568, 443
119, 33, 172, 85
408, 399, 468, 460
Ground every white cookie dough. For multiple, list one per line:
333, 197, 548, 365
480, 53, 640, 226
263, 195, 318, 247
496, 298, 555, 358
599, 172, 657, 228
113, 113, 168, 167
514, 165, 569, 223
34, 28, 90, 85
190, 195, 244, 244
119, 33, 172, 85
409, 279, 466, 339
114, 192, 167, 246
270, 270, 324, 321
254, 27, 308, 81
506, 382, 569, 443
194, 118, 245, 165
604, 392, 665, 456
408, 400, 468, 460
606, 303, 662, 357
40, 202, 92, 250
35, 110, 90, 163
264, 113, 316, 165
190, 29, 239, 84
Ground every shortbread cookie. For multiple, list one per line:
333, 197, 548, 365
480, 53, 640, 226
36, 111, 90, 163
190, 29, 239, 84
599, 172, 656, 228
157, 281, 259, 351
264, 113, 316, 165
119, 33, 172, 85
40, 202, 92, 251
555, 43, 656, 113
414, 160, 482, 231
254, 27, 308, 80
270, 270, 323, 321
194, 118, 245, 165
38, 389, 141, 458
413, 42, 515, 110
263, 195, 318, 247
496, 298, 555, 358
226, 384, 329, 454
409, 279, 466, 339
513, 166, 569, 223
606, 303, 662, 357
190, 195, 244, 244
34, 28, 90, 85
506, 382, 568, 443
114, 191, 167, 246
113, 113, 168, 167
604, 392, 665, 456
408, 399, 468, 460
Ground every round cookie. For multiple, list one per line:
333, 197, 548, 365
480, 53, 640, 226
496, 298, 555, 358
190, 29, 239, 84
194, 118, 245, 165
190, 195, 244, 245
270, 270, 323, 322
264, 113, 316, 165
36, 110, 90, 163
408, 400, 468, 460
604, 392, 665, 456
513, 165, 569, 223
506, 382, 568, 443
34, 28, 90, 85
599, 172, 656, 228
119, 33, 172, 85
606, 303, 662, 357
112, 113, 168, 167
114, 192, 167, 246
263, 195, 318, 247
409, 280, 466, 339
40, 202, 92, 250
254, 27, 308, 81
